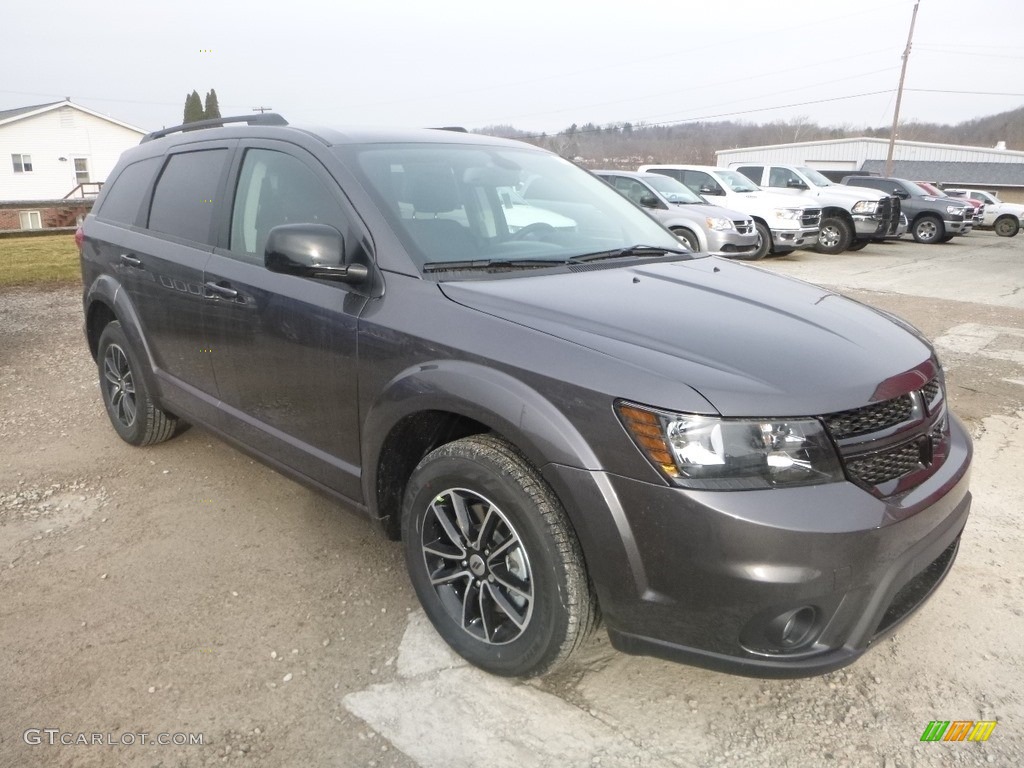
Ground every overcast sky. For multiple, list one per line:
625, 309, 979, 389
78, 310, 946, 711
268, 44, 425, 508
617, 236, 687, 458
4, 0, 1022, 136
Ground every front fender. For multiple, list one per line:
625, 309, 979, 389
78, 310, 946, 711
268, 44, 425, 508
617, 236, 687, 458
361, 360, 602, 514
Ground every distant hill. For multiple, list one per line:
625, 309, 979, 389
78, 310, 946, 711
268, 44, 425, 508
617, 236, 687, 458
475, 104, 1024, 168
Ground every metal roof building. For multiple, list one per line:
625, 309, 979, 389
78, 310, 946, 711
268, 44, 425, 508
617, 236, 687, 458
716, 137, 1024, 202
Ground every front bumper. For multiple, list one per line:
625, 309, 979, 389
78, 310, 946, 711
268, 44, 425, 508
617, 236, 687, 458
542, 413, 972, 678
770, 226, 819, 252
706, 228, 759, 259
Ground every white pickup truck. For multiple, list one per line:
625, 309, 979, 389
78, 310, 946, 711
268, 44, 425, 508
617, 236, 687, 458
637, 164, 820, 260
942, 189, 1022, 237
730, 164, 901, 254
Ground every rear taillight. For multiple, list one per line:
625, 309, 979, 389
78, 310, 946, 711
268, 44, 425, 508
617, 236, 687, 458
74, 226, 84, 251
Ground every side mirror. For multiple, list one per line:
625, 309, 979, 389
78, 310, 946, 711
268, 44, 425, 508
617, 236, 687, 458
893, 189, 910, 199
787, 179, 808, 189
265, 223, 368, 284
638, 192, 661, 208
700, 185, 724, 196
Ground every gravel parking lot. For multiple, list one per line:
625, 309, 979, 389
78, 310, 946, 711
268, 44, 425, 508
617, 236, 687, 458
1, 232, 1022, 768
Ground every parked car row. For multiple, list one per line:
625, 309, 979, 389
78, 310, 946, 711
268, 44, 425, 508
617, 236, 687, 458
591, 162, 1024, 258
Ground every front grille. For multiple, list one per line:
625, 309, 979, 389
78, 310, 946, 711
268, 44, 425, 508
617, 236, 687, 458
823, 394, 913, 439
821, 375, 947, 494
734, 220, 753, 234
846, 440, 926, 486
801, 208, 822, 228
875, 539, 958, 635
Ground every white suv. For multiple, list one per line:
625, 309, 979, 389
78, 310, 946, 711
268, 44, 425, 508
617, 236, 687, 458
943, 189, 1022, 237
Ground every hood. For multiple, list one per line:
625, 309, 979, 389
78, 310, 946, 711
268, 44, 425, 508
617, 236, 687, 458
728, 188, 820, 210
439, 258, 933, 417
676, 202, 752, 222
815, 184, 886, 202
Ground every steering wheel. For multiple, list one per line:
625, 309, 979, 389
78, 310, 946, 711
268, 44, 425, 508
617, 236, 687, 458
509, 222, 558, 241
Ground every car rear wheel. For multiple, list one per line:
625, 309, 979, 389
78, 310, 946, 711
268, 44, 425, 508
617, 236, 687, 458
97, 321, 179, 446
750, 221, 771, 260
994, 215, 1020, 237
912, 215, 943, 244
401, 434, 598, 677
815, 216, 852, 254
670, 227, 700, 252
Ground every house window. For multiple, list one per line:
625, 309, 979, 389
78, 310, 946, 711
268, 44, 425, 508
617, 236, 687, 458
74, 158, 90, 184
12, 154, 33, 173
19, 211, 42, 230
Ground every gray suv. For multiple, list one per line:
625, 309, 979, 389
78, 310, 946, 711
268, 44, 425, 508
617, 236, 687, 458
78, 114, 972, 678
841, 176, 972, 244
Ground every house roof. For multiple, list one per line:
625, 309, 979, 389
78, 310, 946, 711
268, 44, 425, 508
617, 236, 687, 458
0, 99, 146, 134
859, 159, 1024, 187
717, 135, 1024, 160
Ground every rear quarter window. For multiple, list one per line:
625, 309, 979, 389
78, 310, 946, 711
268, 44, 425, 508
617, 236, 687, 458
95, 157, 161, 226
148, 149, 229, 244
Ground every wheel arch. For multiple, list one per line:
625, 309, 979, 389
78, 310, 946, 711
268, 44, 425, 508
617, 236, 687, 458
363, 361, 601, 540
821, 206, 854, 226
668, 224, 706, 251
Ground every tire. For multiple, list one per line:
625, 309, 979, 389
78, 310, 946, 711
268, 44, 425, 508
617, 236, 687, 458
994, 215, 1020, 237
846, 240, 870, 251
912, 215, 944, 244
401, 434, 598, 677
750, 221, 771, 260
939, 234, 956, 243
97, 321, 179, 446
814, 215, 852, 254
670, 227, 700, 252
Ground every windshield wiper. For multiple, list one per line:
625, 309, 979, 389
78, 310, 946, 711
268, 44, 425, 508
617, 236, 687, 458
422, 258, 562, 273
567, 245, 690, 263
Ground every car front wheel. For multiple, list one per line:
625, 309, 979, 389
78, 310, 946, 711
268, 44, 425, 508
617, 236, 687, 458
912, 215, 943, 244
994, 215, 1020, 237
815, 216, 852, 254
402, 434, 598, 677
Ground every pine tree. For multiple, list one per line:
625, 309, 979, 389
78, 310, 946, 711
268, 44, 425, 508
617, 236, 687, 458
183, 90, 204, 124
204, 89, 221, 120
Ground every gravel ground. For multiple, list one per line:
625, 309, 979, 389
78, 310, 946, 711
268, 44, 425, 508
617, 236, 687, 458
1, 233, 1023, 768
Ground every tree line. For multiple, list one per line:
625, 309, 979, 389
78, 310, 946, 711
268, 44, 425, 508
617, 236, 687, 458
475, 104, 1024, 167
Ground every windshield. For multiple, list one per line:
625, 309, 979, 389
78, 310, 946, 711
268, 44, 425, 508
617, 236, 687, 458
716, 169, 759, 193
797, 167, 833, 187
642, 174, 706, 204
915, 181, 943, 196
901, 180, 931, 197
347, 143, 688, 274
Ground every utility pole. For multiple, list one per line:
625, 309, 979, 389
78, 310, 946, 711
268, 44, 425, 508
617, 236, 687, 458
885, 0, 921, 177
252, 106, 273, 114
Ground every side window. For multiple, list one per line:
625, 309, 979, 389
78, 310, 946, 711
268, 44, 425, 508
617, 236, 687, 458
230, 149, 346, 262
737, 166, 763, 184
615, 178, 649, 205
148, 149, 229, 244
682, 171, 718, 195
850, 178, 882, 192
96, 157, 161, 226
768, 167, 791, 188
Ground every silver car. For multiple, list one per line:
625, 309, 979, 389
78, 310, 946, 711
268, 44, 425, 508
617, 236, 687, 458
594, 170, 759, 258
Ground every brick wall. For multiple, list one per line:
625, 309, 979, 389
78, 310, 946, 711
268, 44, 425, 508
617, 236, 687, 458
0, 200, 94, 231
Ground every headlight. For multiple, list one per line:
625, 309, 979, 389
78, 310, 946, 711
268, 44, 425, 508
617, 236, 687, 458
705, 217, 734, 231
617, 403, 843, 490
946, 205, 964, 216
851, 200, 879, 214
773, 208, 803, 220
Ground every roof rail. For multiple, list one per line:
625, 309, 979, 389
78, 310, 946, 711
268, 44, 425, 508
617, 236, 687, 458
141, 113, 288, 143
429, 126, 468, 133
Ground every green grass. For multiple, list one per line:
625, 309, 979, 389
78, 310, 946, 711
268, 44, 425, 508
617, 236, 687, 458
0, 234, 82, 288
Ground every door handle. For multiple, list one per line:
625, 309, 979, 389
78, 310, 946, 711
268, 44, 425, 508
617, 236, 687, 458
119, 254, 142, 268
204, 281, 239, 300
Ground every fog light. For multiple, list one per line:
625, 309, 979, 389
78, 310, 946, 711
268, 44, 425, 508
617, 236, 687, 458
766, 606, 817, 648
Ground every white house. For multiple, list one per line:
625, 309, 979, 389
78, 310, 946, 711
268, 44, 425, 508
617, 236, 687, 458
0, 99, 146, 204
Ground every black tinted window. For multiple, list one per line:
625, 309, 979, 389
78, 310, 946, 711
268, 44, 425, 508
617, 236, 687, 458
737, 166, 763, 184
148, 149, 228, 244
847, 177, 883, 191
97, 157, 160, 225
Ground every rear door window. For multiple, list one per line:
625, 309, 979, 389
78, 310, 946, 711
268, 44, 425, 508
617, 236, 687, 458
148, 149, 229, 244
97, 157, 160, 226
736, 166, 763, 185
